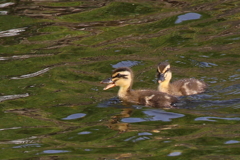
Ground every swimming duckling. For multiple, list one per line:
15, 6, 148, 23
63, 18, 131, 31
157, 62, 207, 96
101, 67, 178, 109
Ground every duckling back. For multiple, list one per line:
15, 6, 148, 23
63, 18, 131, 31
169, 78, 207, 96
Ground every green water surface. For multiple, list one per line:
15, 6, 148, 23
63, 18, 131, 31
0, 0, 240, 159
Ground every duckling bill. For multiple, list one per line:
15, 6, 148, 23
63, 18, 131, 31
101, 67, 178, 109
157, 62, 207, 96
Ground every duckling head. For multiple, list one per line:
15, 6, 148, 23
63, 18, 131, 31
157, 62, 172, 83
101, 67, 133, 90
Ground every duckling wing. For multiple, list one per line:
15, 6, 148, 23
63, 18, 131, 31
172, 78, 207, 96
137, 90, 178, 109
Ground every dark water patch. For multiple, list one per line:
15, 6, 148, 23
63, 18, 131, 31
189, 137, 228, 146
166, 35, 192, 46
191, 18, 225, 28
124, 132, 153, 142
41, 1, 83, 7
190, 59, 218, 68
0, 15, 36, 31
138, 132, 152, 136
97, 97, 123, 108
54, 126, 115, 142
59, 2, 157, 23
137, 16, 178, 33
162, 128, 199, 137
182, 96, 240, 109
111, 60, 141, 68
228, 74, 240, 82
62, 113, 86, 120
121, 109, 184, 123
175, 12, 201, 24
124, 135, 150, 143
27, 26, 87, 42
220, 84, 240, 95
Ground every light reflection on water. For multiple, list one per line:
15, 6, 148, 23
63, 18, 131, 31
175, 12, 201, 24
42, 150, 71, 154
0, 93, 29, 102
12, 143, 41, 148
0, 2, 15, 8
111, 60, 141, 68
0, 27, 26, 38
11, 68, 50, 79
78, 131, 91, 135
62, 113, 86, 120
195, 116, 240, 122
121, 109, 184, 123
168, 151, 182, 156
224, 140, 240, 144
0, 136, 38, 144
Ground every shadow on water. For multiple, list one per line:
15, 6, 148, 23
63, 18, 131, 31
1, 0, 240, 159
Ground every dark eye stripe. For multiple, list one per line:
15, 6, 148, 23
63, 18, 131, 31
157, 68, 170, 74
112, 74, 128, 79
165, 68, 170, 73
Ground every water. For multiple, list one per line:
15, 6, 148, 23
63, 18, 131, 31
0, 0, 240, 159
175, 13, 202, 24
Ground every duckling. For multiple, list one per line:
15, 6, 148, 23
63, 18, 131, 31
157, 62, 207, 96
101, 67, 178, 109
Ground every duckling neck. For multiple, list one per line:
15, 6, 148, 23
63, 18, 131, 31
118, 86, 131, 99
158, 81, 170, 93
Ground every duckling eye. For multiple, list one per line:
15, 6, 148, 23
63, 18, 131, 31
164, 68, 170, 73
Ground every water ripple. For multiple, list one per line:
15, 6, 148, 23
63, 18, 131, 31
0, 27, 26, 38
0, 54, 54, 61
0, 136, 38, 144
11, 68, 50, 79
0, 93, 29, 102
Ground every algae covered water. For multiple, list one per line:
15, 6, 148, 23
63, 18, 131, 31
0, 0, 240, 159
